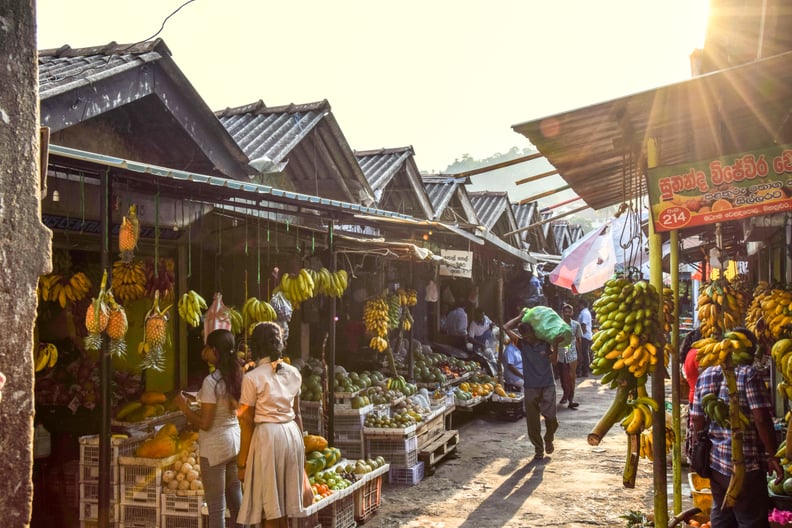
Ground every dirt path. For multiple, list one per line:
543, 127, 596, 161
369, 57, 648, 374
367, 376, 690, 528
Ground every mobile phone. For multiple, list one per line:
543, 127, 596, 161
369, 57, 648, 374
181, 390, 197, 401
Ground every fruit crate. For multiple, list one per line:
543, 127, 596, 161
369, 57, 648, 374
317, 490, 355, 528
416, 412, 446, 450
334, 428, 364, 444
79, 434, 150, 466
688, 472, 712, 514
362, 423, 417, 438
300, 401, 325, 437
353, 466, 387, 523
79, 500, 119, 522
80, 462, 120, 484
289, 510, 321, 528
162, 492, 204, 516
333, 390, 361, 407
388, 461, 424, 486
120, 503, 159, 528
487, 399, 525, 422
334, 438, 365, 460
334, 412, 367, 430
334, 403, 372, 416
161, 512, 203, 528
80, 480, 119, 502
366, 435, 418, 467
118, 455, 177, 507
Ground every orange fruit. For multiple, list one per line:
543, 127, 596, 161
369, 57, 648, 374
711, 199, 732, 211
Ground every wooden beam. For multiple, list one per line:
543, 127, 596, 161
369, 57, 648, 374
541, 196, 583, 211
518, 184, 570, 205
515, 168, 559, 186
451, 152, 545, 178
504, 205, 589, 237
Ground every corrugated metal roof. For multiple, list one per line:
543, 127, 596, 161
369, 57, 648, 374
216, 100, 376, 205
511, 202, 546, 251
512, 51, 792, 212
422, 174, 477, 224
468, 191, 514, 231
355, 147, 434, 218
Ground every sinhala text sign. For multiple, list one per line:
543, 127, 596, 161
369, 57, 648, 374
439, 249, 473, 278
646, 144, 792, 232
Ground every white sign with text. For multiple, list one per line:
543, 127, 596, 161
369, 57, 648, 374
439, 249, 473, 278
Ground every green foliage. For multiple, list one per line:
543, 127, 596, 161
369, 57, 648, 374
620, 510, 653, 528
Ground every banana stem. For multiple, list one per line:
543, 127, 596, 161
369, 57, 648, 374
623, 432, 640, 488
722, 359, 745, 508
589, 380, 632, 445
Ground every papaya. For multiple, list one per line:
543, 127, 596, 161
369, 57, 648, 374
140, 391, 167, 405
135, 435, 178, 458
304, 434, 328, 453
155, 422, 179, 440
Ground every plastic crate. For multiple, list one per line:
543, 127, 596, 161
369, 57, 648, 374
79, 434, 149, 466
120, 503, 159, 528
688, 472, 712, 514
79, 500, 119, 521
388, 462, 424, 486
317, 492, 355, 528
80, 480, 119, 502
80, 463, 120, 484
334, 403, 372, 416
301, 401, 325, 437
365, 435, 418, 467
334, 413, 367, 430
80, 521, 117, 528
335, 428, 363, 444
162, 492, 204, 516
119, 457, 175, 506
362, 423, 416, 438
334, 438, 365, 460
161, 513, 203, 528
333, 390, 361, 406
354, 474, 382, 522
289, 511, 321, 528
488, 399, 525, 422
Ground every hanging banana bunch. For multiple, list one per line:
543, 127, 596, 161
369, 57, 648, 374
696, 279, 744, 338
638, 425, 675, 461
118, 204, 139, 259
139, 291, 172, 371
241, 296, 277, 326
84, 270, 110, 350
387, 293, 401, 330
364, 295, 390, 353
34, 343, 59, 373
112, 259, 147, 304
693, 330, 755, 368
38, 272, 92, 308
105, 290, 129, 357
178, 290, 207, 328
661, 287, 675, 333
397, 288, 418, 307
229, 307, 244, 335
276, 268, 316, 306
309, 267, 349, 298
745, 281, 772, 340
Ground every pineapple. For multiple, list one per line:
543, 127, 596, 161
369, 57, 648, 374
119, 204, 139, 256
106, 291, 128, 357
139, 291, 172, 371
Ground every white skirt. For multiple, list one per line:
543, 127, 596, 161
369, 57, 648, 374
238, 421, 306, 524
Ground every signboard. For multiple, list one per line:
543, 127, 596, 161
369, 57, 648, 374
439, 249, 473, 278
646, 144, 792, 232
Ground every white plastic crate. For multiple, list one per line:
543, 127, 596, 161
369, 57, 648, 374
334, 428, 363, 444
162, 492, 204, 516
120, 503, 159, 528
161, 513, 203, 528
79, 434, 149, 466
80, 521, 116, 528
119, 460, 171, 507
365, 435, 418, 467
388, 461, 424, 486
80, 463, 120, 484
79, 500, 119, 521
80, 480, 119, 502
334, 413, 366, 430
333, 438, 365, 460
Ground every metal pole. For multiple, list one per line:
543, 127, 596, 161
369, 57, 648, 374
98, 171, 111, 528
670, 229, 682, 514
328, 221, 336, 446
407, 256, 414, 382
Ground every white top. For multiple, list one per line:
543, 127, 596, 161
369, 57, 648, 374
503, 343, 523, 387
196, 370, 240, 467
578, 307, 593, 340
468, 315, 492, 338
240, 359, 302, 424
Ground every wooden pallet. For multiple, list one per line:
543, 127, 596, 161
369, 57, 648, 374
418, 430, 459, 474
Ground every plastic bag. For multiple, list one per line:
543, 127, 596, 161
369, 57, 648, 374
270, 291, 293, 322
521, 306, 572, 347
203, 292, 232, 344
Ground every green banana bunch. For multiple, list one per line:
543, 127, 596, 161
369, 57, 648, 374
620, 396, 658, 435
178, 290, 207, 328
701, 392, 750, 428
242, 297, 277, 325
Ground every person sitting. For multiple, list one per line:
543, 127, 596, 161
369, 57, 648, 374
468, 308, 494, 350
441, 301, 468, 350
502, 335, 524, 392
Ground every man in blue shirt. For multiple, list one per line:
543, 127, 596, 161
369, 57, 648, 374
503, 311, 559, 461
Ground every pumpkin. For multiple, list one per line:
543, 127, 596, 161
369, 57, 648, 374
304, 434, 328, 453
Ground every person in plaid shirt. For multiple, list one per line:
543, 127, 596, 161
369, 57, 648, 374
690, 327, 783, 527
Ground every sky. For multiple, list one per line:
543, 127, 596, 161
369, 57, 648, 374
35, 0, 709, 207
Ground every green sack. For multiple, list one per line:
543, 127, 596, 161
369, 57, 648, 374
521, 306, 572, 347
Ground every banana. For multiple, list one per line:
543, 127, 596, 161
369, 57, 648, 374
47, 343, 58, 368
34, 344, 51, 372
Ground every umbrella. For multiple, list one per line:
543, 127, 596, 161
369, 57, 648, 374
549, 213, 647, 294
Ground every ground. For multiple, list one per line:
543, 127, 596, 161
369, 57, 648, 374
366, 376, 695, 528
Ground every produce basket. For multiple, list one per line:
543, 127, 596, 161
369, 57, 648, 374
454, 395, 482, 408
388, 461, 424, 486
353, 464, 388, 523
688, 472, 712, 514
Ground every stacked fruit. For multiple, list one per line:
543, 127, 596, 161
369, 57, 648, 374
277, 269, 316, 305
589, 277, 665, 383
697, 279, 745, 338
39, 272, 93, 308
364, 296, 389, 352
242, 296, 277, 326
111, 259, 147, 304
306, 267, 349, 298
177, 290, 207, 328
692, 330, 755, 368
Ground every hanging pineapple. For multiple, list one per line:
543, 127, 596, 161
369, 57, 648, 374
84, 270, 110, 350
119, 204, 140, 260
138, 291, 172, 371
105, 290, 129, 357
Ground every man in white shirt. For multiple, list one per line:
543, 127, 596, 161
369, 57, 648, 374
576, 299, 593, 377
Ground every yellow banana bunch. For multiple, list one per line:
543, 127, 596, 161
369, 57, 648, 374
696, 279, 745, 338
772, 338, 792, 383
694, 331, 754, 368
39, 272, 93, 308
229, 307, 244, 335
242, 296, 277, 325
402, 310, 414, 331
309, 267, 349, 298
34, 342, 59, 372
753, 288, 792, 340
777, 380, 792, 402
662, 287, 675, 333
620, 396, 658, 435
278, 269, 316, 306
638, 425, 675, 460
589, 277, 664, 383
178, 290, 207, 328
745, 281, 771, 340
369, 336, 389, 352
397, 288, 418, 307
111, 259, 147, 304
363, 296, 390, 338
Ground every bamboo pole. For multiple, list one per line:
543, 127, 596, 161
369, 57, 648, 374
515, 168, 559, 186
504, 205, 589, 237
517, 184, 571, 205
670, 229, 682, 514
451, 152, 546, 178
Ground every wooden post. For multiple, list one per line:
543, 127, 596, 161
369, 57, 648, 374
670, 229, 682, 514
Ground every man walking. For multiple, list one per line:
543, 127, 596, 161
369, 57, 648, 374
503, 311, 559, 461
576, 299, 593, 377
